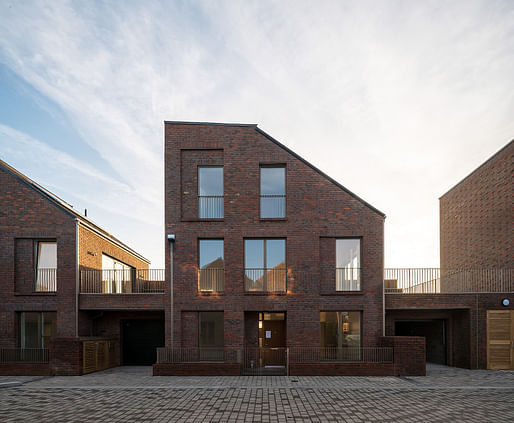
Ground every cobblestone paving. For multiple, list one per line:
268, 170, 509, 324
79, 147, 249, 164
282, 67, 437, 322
1, 365, 513, 422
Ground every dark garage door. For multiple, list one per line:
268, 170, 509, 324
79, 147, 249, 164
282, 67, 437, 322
395, 320, 447, 365
122, 319, 164, 365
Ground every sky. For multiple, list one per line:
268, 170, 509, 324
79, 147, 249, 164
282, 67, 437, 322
0, 0, 513, 269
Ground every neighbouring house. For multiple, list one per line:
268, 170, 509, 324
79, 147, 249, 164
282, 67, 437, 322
385, 140, 513, 369
0, 159, 165, 375
157, 121, 425, 376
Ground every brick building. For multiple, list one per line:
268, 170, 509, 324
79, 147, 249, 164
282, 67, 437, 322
385, 140, 513, 370
157, 121, 424, 376
0, 159, 165, 375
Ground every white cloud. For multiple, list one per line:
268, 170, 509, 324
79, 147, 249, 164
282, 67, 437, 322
0, 0, 513, 267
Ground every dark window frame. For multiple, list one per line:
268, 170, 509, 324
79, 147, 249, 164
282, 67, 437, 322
259, 164, 286, 219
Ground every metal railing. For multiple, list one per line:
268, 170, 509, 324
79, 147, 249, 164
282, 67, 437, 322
198, 268, 225, 292
260, 195, 286, 218
244, 268, 287, 292
384, 268, 513, 294
157, 348, 239, 363
199, 196, 223, 218
336, 267, 361, 291
290, 347, 393, 363
80, 269, 165, 293
0, 348, 49, 363
34, 268, 57, 292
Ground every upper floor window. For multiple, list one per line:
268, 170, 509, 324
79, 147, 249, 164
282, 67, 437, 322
102, 254, 134, 293
336, 239, 361, 291
260, 166, 285, 218
198, 167, 223, 218
35, 241, 57, 292
199, 239, 224, 292
244, 239, 286, 292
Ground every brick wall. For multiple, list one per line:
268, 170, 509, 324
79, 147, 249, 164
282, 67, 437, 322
380, 336, 426, 376
164, 123, 385, 351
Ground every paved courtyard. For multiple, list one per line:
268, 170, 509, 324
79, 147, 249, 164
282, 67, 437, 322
1, 364, 513, 422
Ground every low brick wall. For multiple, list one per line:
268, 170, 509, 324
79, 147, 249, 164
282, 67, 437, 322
0, 363, 52, 376
153, 363, 241, 376
50, 338, 83, 376
289, 363, 395, 376
380, 336, 426, 376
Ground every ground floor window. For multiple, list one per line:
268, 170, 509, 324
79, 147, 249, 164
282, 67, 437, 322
199, 311, 224, 360
19, 312, 56, 348
320, 311, 361, 348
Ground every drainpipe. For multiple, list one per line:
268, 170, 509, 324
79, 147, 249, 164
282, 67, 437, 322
167, 234, 176, 348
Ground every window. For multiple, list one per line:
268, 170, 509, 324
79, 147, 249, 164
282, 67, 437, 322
198, 167, 223, 218
19, 312, 56, 348
199, 311, 224, 360
244, 239, 286, 292
320, 311, 361, 359
35, 241, 57, 292
199, 240, 224, 292
336, 239, 361, 291
260, 166, 285, 218
102, 254, 134, 293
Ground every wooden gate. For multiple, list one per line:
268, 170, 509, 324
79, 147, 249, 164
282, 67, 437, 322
487, 310, 514, 369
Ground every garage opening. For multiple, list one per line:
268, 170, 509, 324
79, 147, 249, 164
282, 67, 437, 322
395, 320, 447, 365
122, 319, 164, 365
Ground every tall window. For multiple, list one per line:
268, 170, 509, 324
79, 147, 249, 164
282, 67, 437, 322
198, 167, 223, 218
199, 311, 224, 360
35, 241, 57, 292
260, 166, 285, 218
336, 239, 361, 291
244, 239, 286, 292
19, 312, 56, 348
320, 311, 361, 355
102, 254, 134, 293
199, 240, 224, 292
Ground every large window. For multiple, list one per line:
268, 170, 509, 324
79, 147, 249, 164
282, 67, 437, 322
244, 239, 286, 292
19, 312, 56, 348
199, 240, 224, 292
199, 311, 224, 360
198, 167, 223, 218
260, 166, 285, 218
35, 241, 57, 292
102, 254, 134, 293
320, 311, 361, 352
336, 239, 361, 291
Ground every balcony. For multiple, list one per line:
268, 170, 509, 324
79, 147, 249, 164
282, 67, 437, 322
80, 269, 165, 294
244, 268, 287, 293
198, 268, 224, 292
384, 268, 513, 294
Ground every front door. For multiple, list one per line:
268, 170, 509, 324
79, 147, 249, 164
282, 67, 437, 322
487, 310, 514, 369
259, 312, 286, 366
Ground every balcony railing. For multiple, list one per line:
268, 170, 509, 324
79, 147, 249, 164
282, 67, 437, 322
244, 268, 287, 292
384, 268, 513, 294
260, 195, 286, 218
0, 348, 49, 363
336, 267, 361, 291
199, 195, 223, 218
80, 269, 165, 293
34, 268, 57, 292
198, 268, 225, 292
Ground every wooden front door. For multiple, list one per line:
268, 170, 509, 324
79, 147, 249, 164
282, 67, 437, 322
487, 310, 514, 370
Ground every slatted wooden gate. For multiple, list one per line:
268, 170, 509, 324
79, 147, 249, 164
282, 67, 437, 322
487, 310, 514, 370
83, 339, 120, 374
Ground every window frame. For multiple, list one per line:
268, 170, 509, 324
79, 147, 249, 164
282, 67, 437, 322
198, 165, 224, 219
198, 239, 225, 293
320, 311, 362, 349
259, 164, 286, 219
244, 238, 287, 293
34, 240, 57, 292
335, 238, 362, 292
19, 311, 57, 349
101, 253, 135, 293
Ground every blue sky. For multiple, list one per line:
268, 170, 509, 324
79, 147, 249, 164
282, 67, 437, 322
1, 0, 513, 268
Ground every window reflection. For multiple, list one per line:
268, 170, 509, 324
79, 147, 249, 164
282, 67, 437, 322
199, 167, 223, 218
260, 167, 285, 218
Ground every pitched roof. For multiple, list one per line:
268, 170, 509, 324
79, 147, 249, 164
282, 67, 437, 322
0, 159, 150, 264
165, 121, 386, 218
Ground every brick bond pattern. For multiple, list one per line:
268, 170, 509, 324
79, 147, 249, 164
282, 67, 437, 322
164, 123, 385, 357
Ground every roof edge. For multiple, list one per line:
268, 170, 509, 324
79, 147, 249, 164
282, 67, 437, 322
254, 127, 386, 218
439, 139, 514, 200
165, 120, 257, 127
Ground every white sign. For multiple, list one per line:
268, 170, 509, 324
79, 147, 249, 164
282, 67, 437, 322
265, 330, 272, 339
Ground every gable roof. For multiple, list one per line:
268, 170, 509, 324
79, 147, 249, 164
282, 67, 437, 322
165, 120, 386, 218
0, 159, 150, 264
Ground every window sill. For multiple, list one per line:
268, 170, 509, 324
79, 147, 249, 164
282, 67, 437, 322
15, 292, 57, 296
181, 218, 224, 222
259, 218, 287, 221
244, 291, 287, 296
198, 291, 225, 296
320, 291, 363, 296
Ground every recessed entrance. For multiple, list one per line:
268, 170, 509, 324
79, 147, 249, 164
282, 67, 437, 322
122, 319, 164, 365
395, 320, 447, 365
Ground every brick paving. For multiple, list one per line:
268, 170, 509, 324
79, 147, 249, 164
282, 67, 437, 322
1, 365, 513, 422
